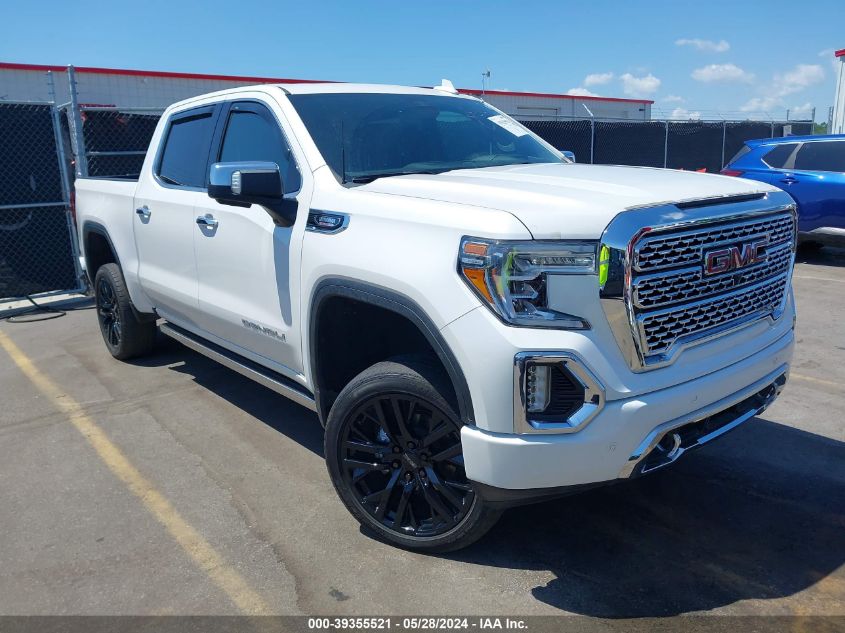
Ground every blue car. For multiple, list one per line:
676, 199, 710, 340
721, 134, 845, 247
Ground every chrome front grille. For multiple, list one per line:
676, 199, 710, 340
633, 241, 793, 309
638, 273, 789, 355
634, 213, 794, 272
599, 192, 797, 371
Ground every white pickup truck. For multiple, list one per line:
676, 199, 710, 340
76, 82, 796, 551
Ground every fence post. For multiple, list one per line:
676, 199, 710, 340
663, 120, 669, 168
770, 121, 775, 138
66, 65, 88, 178
48, 69, 85, 291
47, 71, 72, 204
721, 120, 727, 169
589, 118, 595, 164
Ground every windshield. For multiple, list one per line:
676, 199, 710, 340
288, 93, 565, 183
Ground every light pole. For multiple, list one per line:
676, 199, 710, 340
481, 69, 491, 98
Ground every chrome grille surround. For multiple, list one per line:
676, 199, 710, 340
599, 191, 797, 371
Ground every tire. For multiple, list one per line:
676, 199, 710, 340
94, 263, 156, 360
797, 240, 823, 254
325, 356, 501, 552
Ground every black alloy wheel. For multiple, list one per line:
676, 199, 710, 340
325, 358, 501, 552
92, 263, 156, 360
96, 275, 122, 348
339, 393, 474, 538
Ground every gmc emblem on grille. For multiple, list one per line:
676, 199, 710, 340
704, 239, 769, 275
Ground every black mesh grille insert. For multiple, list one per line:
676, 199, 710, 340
532, 364, 584, 421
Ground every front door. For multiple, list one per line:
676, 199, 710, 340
192, 99, 309, 378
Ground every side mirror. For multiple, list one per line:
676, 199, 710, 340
208, 161, 295, 226
562, 150, 576, 163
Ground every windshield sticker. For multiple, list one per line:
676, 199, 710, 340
488, 114, 529, 137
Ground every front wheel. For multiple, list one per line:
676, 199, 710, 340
325, 358, 500, 552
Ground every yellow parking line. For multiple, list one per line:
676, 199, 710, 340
791, 373, 841, 390
0, 329, 272, 615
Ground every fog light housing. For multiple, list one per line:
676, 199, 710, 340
526, 364, 551, 413
514, 353, 606, 434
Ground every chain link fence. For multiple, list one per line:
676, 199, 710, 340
0, 101, 81, 301
78, 107, 162, 178
520, 117, 814, 172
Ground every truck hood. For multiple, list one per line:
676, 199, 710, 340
360, 163, 778, 239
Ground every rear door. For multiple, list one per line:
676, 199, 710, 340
745, 142, 801, 188
133, 104, 220, 328
192, 98, 310, 378
779, 139, 845, 232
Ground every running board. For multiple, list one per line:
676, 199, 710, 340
159, 322, 317, 412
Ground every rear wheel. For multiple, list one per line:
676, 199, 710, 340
94, 263, 156, 360
325, 358, 500, 552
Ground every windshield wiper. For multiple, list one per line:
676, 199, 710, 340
350, 170, 444, 184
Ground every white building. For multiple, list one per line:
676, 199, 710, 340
0, 62, 652, 120
832, 48, 845, 134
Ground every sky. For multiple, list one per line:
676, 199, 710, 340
2, 0, 842, 122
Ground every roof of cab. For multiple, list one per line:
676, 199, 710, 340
276, 82, 474, 97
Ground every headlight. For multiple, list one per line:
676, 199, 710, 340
458, 237, 596, 329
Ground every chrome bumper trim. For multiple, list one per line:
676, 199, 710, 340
619, 367, 788, 478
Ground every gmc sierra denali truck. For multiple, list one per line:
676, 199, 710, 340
76, 82, 796, 552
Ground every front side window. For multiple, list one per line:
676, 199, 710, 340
158, 109, 216, 188
219, 104, 301, 192
793, 141, 845, 173
288, 93, 563, 183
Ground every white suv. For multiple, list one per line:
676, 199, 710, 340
75, 82, 796, 551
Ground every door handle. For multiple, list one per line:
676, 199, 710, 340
780, 176, 798, 185
135, 205, 151, 218
196, 214, 219, 228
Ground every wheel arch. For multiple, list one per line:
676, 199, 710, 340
81, 221, 121, 281
308, 278, 475, 427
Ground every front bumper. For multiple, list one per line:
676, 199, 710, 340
460, 328, 793, 491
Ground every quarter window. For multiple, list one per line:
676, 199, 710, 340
762, 143, 799, 169
219, 105, 301, 192
793, 141, 845, 172
158, 110, 216, 188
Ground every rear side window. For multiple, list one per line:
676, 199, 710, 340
762, 143, 799, 169
218, 103, 301, 192
157, 109, 216, 188
793, 141, 845, 172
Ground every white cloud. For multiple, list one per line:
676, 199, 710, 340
675, 38, 730, 53
741, 64, 826, 114
566, 87, 598, 97
740, 96, 780, 114
662, 94, 685, 103
789, 102, 814, 118
691, 63, 754, 83
671, 107, 701, 120
772, 64, 825, 96
619, 73, 661, 97
584, 72, 614, 87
